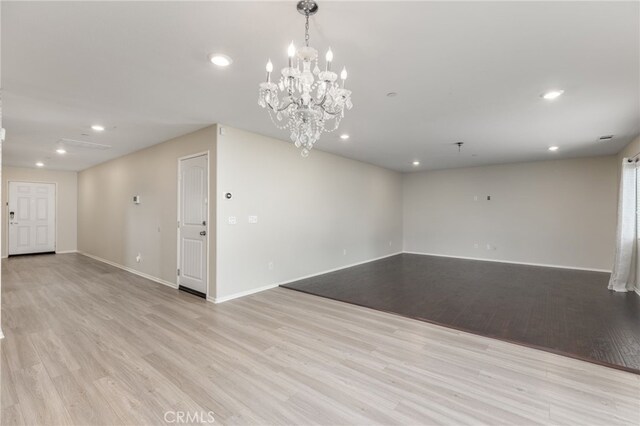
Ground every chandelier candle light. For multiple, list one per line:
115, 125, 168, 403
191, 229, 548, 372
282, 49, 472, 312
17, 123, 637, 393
258, 0, 353, 157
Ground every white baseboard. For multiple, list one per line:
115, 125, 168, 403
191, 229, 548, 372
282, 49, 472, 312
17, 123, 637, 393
402, 251, 612, 273
78, 252, 178, 289
635, 287, 640, 297
279, 251, 403, 286
210, 283, 280, 304
212, 251, 403, 304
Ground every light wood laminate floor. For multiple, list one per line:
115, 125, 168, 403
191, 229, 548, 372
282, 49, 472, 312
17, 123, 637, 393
1, 253, 639, 425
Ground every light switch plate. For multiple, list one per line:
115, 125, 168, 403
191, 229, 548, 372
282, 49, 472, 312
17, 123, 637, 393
228, 216, 237, 225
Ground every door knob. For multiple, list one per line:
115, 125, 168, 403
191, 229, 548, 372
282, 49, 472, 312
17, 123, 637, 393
200, 231, 207, 236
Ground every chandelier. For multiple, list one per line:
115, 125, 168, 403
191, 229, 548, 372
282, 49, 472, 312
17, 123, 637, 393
258, 0, 353, 157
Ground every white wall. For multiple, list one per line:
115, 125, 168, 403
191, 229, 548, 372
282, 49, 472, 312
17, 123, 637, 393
78, 125, 217, 293
403, 156, 618, 271
216, 126, 403, 301
2, 167, 78, 257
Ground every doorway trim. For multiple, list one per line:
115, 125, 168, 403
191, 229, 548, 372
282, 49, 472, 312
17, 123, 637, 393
176, 151, 210, 299
7, 180, 58, 256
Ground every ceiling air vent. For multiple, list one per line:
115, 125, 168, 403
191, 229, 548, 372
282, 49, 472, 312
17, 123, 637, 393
57, 138, 111, 150
599, 135, 614, 141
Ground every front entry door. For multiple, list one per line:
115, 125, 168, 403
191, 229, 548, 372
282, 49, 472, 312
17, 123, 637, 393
178, 154, 208, 297
8, 182, 56, 255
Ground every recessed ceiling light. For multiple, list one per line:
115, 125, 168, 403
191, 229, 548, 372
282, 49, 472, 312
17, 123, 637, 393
209, 54, 232, 67
548, 146, 559, 151
340, 134, 350, 140
91, 124, 105, 132
541, 90, 564, 100
412, 160, 420, 166
35, 161, 44, 167
56, 148, 67, 154
386, 92, 397, 97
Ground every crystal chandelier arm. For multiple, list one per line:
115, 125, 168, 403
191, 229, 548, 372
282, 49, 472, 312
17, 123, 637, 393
266, 97, 293, 112
263, 83, 295, 112
276, 102, 293, 112
314, 80, 341, 112
318, 103, 342, 116
318, 91, 351, 116
314, 87, 338, 112
315, 91, 328, 108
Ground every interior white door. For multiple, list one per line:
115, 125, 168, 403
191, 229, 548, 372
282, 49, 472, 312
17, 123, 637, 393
178, 154, 208, 296
8, 182, 56, 255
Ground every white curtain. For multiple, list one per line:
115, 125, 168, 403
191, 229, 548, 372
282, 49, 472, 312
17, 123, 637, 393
609, 159, 637, 292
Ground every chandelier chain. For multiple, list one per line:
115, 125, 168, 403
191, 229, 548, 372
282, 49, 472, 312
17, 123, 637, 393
304, 14, 310, 47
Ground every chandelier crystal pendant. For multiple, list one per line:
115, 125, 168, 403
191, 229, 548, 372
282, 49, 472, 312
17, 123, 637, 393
258, 0, 353, 157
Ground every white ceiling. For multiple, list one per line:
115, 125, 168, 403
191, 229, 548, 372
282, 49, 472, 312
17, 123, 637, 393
2, 1, 638, 172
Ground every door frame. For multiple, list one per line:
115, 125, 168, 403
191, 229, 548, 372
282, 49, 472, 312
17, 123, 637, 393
7, 180, 58, 256
176, 151, 210, 299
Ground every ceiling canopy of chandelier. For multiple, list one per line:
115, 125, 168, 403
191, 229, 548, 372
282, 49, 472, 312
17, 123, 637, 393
258, 0, 353, 157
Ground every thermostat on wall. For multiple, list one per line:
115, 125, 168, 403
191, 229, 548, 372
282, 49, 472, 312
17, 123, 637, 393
133, 195, 141, 204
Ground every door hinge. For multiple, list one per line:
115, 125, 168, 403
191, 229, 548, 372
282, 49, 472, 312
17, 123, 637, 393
177, 268, 180, 276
